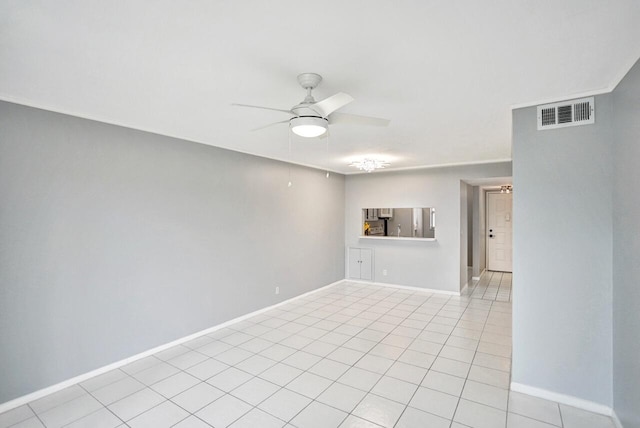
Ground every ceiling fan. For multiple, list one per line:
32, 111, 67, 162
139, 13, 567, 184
233, 73, 390, 138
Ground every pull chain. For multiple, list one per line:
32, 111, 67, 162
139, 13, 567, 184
287, 125, 293, 187
325, 130, 330, 178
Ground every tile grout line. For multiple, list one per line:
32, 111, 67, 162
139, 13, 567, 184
186, 282, 384, 426
279, 284, 448, 426
3, 281, 618, 428
71, 382, 129, 428
25, 402, 47, 428
441, 291, 490, 426
390, 291, 467, 427
6, 280, 515, 428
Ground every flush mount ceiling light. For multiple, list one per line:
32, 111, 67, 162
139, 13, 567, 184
349, 158, 390, 173
290, 116, 328, 138
500, 185, 513, 193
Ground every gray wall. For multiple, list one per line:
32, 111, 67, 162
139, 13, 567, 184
0, 101, 345, 403
471, 186, 486, 277
344, 162, 511, 292
611, 59, 640, 427
512, 95, 613, 405
459, 182, 469, 287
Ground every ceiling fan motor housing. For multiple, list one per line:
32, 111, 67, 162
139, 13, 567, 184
292, 104, 324, 117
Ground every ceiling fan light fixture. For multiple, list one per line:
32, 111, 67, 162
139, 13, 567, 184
290, 116, 328, 138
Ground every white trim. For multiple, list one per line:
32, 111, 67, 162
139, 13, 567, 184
510, 53, 639, 111
0, 95, 512, 176
460, 282, 469, 295
472, 268, 487, 281
612, 409, 624, 428
0, 95, 514, 175
0, 279, 345, 414
511, 53, 639, 111
349, 279, 460, 296
510, 88, 611, 110
510, 382, 613, 417
0, 94, 345, 176
609, 55, 640, 92
343, 158, 513, 175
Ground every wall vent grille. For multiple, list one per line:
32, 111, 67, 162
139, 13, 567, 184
537, 97, 595, 130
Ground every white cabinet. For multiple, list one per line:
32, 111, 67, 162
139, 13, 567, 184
348, 247, 373, 281
378, 208, 393, 218
364, 209, 378, 221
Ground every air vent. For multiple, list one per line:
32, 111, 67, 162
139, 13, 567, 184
536, 97, 595, 130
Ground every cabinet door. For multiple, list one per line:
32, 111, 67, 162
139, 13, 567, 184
348, 248, 362, 279
359, 248, 373, 280
365, 209, 378, 221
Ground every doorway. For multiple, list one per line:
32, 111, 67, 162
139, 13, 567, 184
486, 191, 513, 272
460, 177, 513, 293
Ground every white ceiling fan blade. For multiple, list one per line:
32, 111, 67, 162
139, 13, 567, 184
310, 92, 354, 117
232, 103, 294, 115
251, 120, 290, 132
328, 112, 390, 127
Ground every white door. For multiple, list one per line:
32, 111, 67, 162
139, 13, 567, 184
348, 248, 361, 279
348, 247, 373, 280
487, 192, 513, 272
360, 249, 372, 280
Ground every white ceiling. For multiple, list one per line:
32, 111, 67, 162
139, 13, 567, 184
1, 1, 639, 174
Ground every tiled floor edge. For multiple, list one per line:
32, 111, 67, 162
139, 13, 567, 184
0, 278, 347, 415
510, 381, 614, 417
349, 279, 461, 296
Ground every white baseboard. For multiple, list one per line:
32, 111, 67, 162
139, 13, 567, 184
348, 279, 460, 296
471, 272, 484, 280
472, 269, 487, 281
510, 382, 614, 417
0, 279, 345, 414
460, 282, 469, 295
612, 409, 624, 428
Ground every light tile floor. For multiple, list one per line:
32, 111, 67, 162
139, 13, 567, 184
0, 275, 616, 428
469, 271, 512, 302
